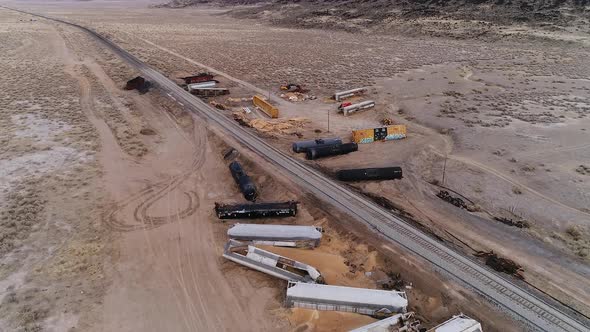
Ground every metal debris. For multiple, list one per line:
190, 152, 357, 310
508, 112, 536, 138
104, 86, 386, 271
223, 240, 324, 283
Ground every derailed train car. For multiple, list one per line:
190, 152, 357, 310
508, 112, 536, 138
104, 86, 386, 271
215, 201, 298, 219
223, 240, 324, 283
227, 224, 323, 248
306, 142, 358, 160
286, 281, 408, 317
189, 87, 230, 97
339, 100, 376, 116
337, 167, 402, 182
352, 125, 407, 144
292, 138, 342, 153
429, 314, 483, 332
181, 73, 214, 84
228, 161, 257, 201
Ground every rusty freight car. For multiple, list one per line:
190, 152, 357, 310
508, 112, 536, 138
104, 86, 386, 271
181, 73, 214, 84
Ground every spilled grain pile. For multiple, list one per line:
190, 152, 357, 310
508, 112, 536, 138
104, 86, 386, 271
233, 111, 309, 136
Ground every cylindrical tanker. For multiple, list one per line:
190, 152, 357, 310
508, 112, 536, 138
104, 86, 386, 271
228, 161, 258, 201
337, 167, 403, 181
306, 142, 358, 160
292, 138, 343, 153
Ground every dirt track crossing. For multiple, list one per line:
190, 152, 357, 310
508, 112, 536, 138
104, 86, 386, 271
103, 125, 206, 232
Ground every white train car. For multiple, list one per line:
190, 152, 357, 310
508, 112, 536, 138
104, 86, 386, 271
349, 312, 419, 332
334, 87, 368, 101
430, 314, 483, 332
223, 240, 323, 283
227, 224, 322, 248
286, 281, 407, 317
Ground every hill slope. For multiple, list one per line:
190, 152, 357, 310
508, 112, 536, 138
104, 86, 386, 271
160, 0, 590, 28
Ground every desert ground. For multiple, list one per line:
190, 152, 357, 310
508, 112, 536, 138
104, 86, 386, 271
0, 0, 589, 331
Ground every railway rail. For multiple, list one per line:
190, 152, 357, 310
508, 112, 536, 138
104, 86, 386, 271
4, 6, 589, 332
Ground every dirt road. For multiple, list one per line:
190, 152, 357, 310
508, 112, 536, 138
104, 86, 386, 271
62, 26, 288, 332
435, 151, 590, 217
137, 36, 290, 108
95, 117, 285, 332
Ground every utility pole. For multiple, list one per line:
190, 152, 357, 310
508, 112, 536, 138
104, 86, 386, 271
442, 154, 448, 185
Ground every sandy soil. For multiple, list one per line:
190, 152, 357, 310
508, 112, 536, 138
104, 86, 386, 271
0, 6, 286, 332
38, 3, 590, 315
1, 0, 589, 331
0, 6, 467, 332
0, 8, 110, 332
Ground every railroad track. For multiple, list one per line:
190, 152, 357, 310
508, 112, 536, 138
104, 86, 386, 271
5, 6, 588, 331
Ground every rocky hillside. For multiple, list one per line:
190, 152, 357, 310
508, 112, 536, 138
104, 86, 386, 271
159, 0, 590, 31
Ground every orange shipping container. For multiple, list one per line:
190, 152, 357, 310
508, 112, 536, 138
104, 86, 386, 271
253, 95, 279, 118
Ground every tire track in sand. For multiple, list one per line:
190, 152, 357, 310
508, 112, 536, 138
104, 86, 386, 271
56, 23, 206, 233
102, 124, 207, 232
